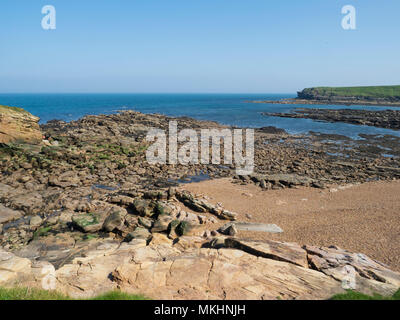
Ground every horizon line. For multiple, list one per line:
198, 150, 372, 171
0, 92, 296, 95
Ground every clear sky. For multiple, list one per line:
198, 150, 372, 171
0, 0, 399, 93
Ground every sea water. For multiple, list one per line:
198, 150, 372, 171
0, 93, 399, 139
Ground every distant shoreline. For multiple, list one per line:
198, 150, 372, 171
248, 98, 400, 107
249, 85, 400, 107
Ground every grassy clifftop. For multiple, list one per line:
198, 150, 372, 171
298, 85, 400, 100
0, 105, 31, 115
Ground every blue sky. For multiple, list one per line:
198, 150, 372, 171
0, 0, 399, 93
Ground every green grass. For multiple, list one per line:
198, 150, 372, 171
0, 287, 148, 300
299, 85, 400, 99
0, 287, 72, 300
90, 291, 148, 300
0, 105, 31, 115
331, 289, 400, 300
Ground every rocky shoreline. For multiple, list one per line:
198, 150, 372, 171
262, 108, 400, 130
1, 106, 400, 299
248, 98, 400, 107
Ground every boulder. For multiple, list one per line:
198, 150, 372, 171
0, 204, 22, 224
130, 199, 154, 217
152, 215, 173, 233
29, 215, 43, 228
125, 227, 152, 242
0, 249, 32, 284
72, 202, 127, 233
176, 221, 193, 237
102, 211, 124, 232
138, 216, 153, 229
72, 213, 103, 233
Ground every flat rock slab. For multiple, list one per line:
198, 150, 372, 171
234, 222, 283, 233
4, 237, 400, 299
219, 222, 283, 234
225, 238, 308, 268
304, 245, 400, 294
56, 244, 342, 300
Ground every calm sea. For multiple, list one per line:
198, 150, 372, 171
0, 93, 399, 139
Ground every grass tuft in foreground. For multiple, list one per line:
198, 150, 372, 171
330, 289, 400, 300
0, 287, 71, 300
90, 291, 148, 300
0, 287, 148, 300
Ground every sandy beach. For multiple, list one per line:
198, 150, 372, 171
183, 178, 400, 271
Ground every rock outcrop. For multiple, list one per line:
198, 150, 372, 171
1, 236, 399, 300
1, 107, 400, 300
0, 105, 42, 144
262, 108, 400, 130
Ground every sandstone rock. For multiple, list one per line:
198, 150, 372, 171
175, 191, 237, 221
14, 233, 76, 268
72, 213, 103, 233
58, 210, 74, 224
131, 199, 154, 217
152, 215, 173, 233
8, 192, 43, 215
167, 220, 180, 239
125, 227, 151, 242
225, 238, 309, 268
103, 211, 124, 232
209, 236, 227, 249
72, 203, 127, 233
176, 221, 193, 237
149, 233, 173, 246
236, 222, 283, 233
218, 209, 237, 221
176, 211, 200, 224
31, 260, 56, 288
110, 246, 343, 300
304, 245, 400, 296
0, 249, 32, 284
0, 183, 14, 198
0, 105, 42, 144
5, 236, 400, 300
174, 236, 206, 250
29, 215, 43, 228
48, 171, 80, 188
0, 204, 22, 224
125, 215, 139, 229
219, 222, 283, 235
45, 215, 59, 226
138, 216, 152, 229
108, 195, 135, 206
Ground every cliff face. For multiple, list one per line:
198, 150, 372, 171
0, 105, 42, 144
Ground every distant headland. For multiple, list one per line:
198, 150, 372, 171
250, 85, 400, 106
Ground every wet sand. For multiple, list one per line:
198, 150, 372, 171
182, 178, 400, 271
